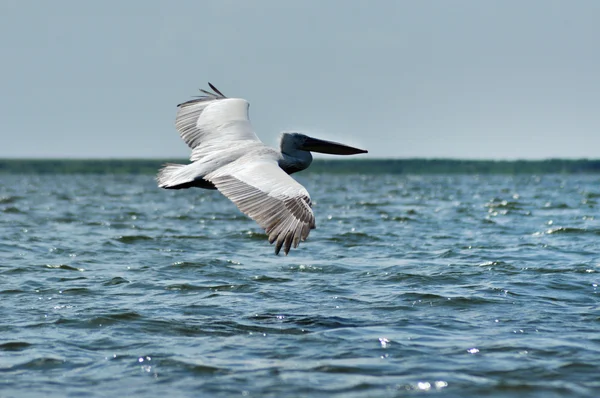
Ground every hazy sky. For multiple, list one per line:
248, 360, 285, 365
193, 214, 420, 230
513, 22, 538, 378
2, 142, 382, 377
1, 0, 599, 159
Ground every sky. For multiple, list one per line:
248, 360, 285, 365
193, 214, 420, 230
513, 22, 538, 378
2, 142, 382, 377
1, 0, 599, 160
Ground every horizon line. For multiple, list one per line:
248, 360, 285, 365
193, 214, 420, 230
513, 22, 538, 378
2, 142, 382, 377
1, 157, 600, 162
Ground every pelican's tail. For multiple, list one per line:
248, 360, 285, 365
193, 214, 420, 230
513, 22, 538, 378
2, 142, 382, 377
157, 163, 186, 189
156, 163, 215, 190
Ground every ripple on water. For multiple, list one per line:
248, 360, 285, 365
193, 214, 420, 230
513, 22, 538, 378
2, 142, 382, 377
545, 227, 600, 235
40, 264, 85, 272
102, 277, 130, 286
2, 206, 23, 214
113, 235, 154, 243
0, 341, 32, 351
9, 357, 67, 371
1, 173, 600, 397
0, 195, 25, 204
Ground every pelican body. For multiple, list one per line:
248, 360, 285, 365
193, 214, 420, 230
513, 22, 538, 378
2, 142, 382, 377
157, 83, 367, 255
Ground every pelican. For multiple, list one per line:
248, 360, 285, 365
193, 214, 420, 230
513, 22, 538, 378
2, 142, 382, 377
157, 83, 367, 255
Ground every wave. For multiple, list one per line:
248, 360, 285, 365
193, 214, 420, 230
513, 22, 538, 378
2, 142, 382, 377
0, 341, 32, 351
114, 235, 154, 243
546, 227, 600, 235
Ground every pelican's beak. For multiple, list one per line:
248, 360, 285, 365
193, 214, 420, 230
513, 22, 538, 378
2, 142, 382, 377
301, 136, 368, 155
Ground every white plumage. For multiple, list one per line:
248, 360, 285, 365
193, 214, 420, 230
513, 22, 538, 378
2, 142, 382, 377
157, 83, 367, 255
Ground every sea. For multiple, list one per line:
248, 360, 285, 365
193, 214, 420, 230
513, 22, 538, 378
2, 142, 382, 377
1, 172, 599, 397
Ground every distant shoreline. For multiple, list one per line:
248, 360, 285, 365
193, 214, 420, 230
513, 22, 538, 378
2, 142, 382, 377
1, 158, 599, 174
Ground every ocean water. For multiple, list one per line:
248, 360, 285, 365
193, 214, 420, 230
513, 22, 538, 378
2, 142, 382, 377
1, 173, 599, 397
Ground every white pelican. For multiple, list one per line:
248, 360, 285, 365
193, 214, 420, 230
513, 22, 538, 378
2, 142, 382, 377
157, 83, 367, 255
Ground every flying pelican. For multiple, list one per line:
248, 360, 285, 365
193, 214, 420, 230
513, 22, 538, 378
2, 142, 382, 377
157, 83, 367, 255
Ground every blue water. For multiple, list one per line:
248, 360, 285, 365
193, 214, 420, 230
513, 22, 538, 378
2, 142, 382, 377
1, 173, 599, 397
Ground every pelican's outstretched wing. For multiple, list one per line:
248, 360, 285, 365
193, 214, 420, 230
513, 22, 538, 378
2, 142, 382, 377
206, 156, 316, 255
175, 83, 261, 161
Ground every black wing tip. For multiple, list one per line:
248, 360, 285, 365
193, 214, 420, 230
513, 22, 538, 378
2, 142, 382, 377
208, 82, 226, 98
274, 247, 290, 256
176, 82, 227, 108
176, 98, 200, 108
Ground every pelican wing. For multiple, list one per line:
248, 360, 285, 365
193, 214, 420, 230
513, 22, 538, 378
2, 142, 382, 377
206, 157, 316, 255
175, 84, 261, 161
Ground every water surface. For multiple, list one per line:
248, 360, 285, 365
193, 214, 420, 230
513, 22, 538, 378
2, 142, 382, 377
1, 173, 599, 397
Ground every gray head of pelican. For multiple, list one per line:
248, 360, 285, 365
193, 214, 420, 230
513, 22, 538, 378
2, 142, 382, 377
157, 83, 368, 255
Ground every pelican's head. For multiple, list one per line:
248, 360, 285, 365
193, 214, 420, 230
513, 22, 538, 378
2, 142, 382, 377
280, 132, 368, 156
